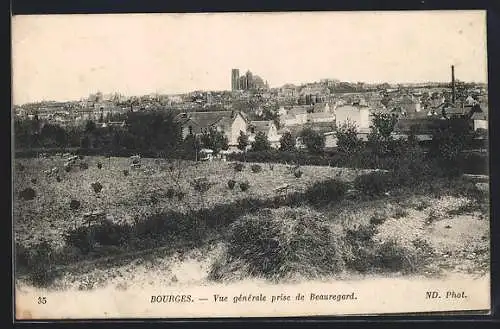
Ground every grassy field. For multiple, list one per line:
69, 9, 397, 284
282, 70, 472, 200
13, 155, 490, 290
13, 155, 376, 248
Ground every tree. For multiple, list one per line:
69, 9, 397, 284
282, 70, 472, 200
182, 133, 202, 160
336, 120, 363, 155
84, 120, 96, 134
40, 123, 68, 147
200, 128, 229, 155
251, 131, 271, 151
125, 111, 181, 153
369, 112, 398, 141
260, 107, 281, 130
80, 135, 91, 149
299, 127, 325, 154
367, 112, 399, 156
237, 131, 249, 151
279, 131, 296, 152
431, 118, 473, 165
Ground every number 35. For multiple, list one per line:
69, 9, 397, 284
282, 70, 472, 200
37, 297, 47, 304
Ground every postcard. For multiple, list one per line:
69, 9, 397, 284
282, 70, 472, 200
12, 10, 490, 319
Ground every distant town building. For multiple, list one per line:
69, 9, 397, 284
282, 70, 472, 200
231, 68, 268, 91
175, 110, 248, 148
248, 120, 281, 148
335, 103, 371, 132
231, 69, 240, 91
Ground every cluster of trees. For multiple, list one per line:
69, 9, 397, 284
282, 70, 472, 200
234, 127, 325, 155
14, 111, 230, 159
15, 109, 483, 174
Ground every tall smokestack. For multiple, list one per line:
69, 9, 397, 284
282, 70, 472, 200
451, 65, 456, 104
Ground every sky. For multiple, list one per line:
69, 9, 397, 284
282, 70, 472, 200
12, 10, 488, 105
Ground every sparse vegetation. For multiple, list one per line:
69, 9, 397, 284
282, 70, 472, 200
354, 171, 394, 196
239, 181, 250, 191
251, 164, 262, 173
91, 182, 103, 194
304, 179, 348, 206
234, 162, 245, 172
19, 187, 36, 201
227, 179, 236, 190
392, 207, 409, 219
70, 199, 81, 210
13, 155, 489, 288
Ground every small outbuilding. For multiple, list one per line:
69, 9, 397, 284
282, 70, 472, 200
199, 148, 214, 161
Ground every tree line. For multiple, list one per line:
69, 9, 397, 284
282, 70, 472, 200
14, 110, 486, 172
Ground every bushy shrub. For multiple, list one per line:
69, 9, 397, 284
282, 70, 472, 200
209, 207, 346, 281
343, 224, 379, 273
123, 170, 129, 176
192, 177, 211, 193
25, 240, 59, 287
19, 187, 36, 201
240, 181, 250, 191
353, 171, 395, 196
93, 219, 132, 246
304, 179, 348, 206
234, 162, 245, 172
227, 179, 236, 190
176, 191, 186, 200
91, 182, 103, 194
70, 199, 81, 210
97, 162, 103, 169
369, 210, 387, 226
64, 227, 94, 253
166, 188, 175, 199
375, 240, 424, 274
251, 164, 262, 173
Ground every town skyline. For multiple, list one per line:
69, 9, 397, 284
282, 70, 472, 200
12, 11, 487, 105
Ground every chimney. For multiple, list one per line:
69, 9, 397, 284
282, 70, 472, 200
451, 65, 456, 104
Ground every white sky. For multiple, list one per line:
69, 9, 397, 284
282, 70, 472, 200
12, 10, 487, 105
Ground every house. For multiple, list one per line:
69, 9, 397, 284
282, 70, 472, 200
307, 112, 335, 124
465, 95, 477, 106
335, 104, 371, 132
399, 95, 421, 114
279, 105, 311, 126
277, 106, 287, 117
313, 102, 331, 113
175, 110, 247, 147
471, 111, 488, 131
248, 120, 281, 148
468, 104, 488, 131
282, 122, 336, 149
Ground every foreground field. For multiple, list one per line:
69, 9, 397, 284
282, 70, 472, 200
13, 155, 490, 290
13, 156, 374, 248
